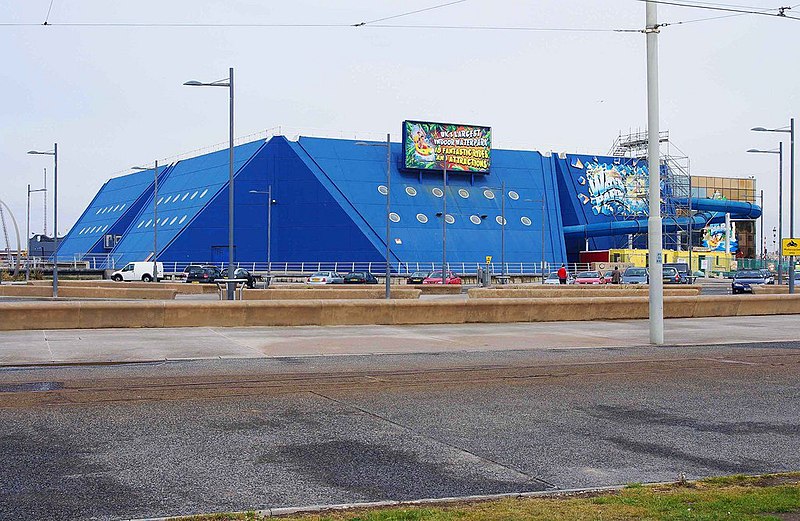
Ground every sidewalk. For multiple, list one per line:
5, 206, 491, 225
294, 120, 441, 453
0, 315, 797, 366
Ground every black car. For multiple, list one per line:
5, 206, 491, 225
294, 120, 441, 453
664, 263, 690, 283
731, 270, 769, 294
343, 271, 379, 284
406, 271, 430, 284
222, 267, 257, 288
185, 265, 222, 283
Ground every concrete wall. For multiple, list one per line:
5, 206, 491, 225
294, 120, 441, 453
1, 294, 799, 330
28, 279, 217, 294
243, 288, 421, 300
0, 285, 177, 300
468, 287, 701, 298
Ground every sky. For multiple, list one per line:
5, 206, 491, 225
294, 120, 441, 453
1, 0, 798, 253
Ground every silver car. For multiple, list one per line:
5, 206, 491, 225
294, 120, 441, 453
622, 267, 649, 284
544, 272, 574, 285
306, 271, 344, 285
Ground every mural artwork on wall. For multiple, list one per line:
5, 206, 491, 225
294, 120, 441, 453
573, 158, 649, 217
702, 223, 738, 252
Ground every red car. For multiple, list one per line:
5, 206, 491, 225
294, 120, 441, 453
574, 271, 607, 285
422, 271, 462, 284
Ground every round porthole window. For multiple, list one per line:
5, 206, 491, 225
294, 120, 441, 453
521, 216, 532, 226
416, 213, 428, 224
377, 185, 388, 195
405, 186, 417, 196
445, 214, 455, 224
458, 188, 470, 199
496, 216, 507, 225
389, 212, 400, 223
432, 187, 444, 198
483, 189, 495, 200
508, 190, 520, 200
470, 215, 482, 225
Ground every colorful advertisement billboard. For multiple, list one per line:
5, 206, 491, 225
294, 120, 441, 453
572, 157, 650, 217
402, 120, 491, 173
703, 223, 738, 252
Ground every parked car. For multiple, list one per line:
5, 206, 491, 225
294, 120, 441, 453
111, 261, 164, 282
422, 271, 462, 284
185, 265, 222, 283
574, 271, 607, 284
544, 272, 574, 285
662, 266, 684, 285
221, 267, 257, 288
406, 271, 431, 284
622, 267, 648, 285
731, 269, 770, 294
664, 263, 690, 283
306, 271, 344, 285
178, 264, 204, 281
343, 271, 379, 284
759, 268, 775, 285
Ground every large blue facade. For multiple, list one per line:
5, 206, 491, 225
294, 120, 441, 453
56, 134, 760, 270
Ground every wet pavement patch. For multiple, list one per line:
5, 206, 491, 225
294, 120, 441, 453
264, 439, 546, 500
0, 381, 63, 393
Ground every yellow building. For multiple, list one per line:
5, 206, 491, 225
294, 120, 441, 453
608, 248, 735, 274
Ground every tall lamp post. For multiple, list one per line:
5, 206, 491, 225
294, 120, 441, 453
249, 186, 276, 287
747, 145, 783, 285
185, 67, 236, 300
27, 144, 58, 297
355, 134, 392, 299
26, 184, 47, 281
752, 119, 794, 293
132, 161, 159, 281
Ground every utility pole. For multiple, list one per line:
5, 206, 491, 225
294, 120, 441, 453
646, 1, 664, 345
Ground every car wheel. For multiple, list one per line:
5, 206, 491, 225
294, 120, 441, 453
141, 274, 153, 282
112, 274, 123, 282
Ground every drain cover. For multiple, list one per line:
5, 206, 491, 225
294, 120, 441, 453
0, 382, 64, 393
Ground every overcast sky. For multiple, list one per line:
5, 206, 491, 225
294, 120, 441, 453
1, 0, 797, 251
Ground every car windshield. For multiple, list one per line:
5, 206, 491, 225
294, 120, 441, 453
736, 271, 762, 278
625, 268, 647, 276
577, 272, 599, 278
663, 268, 677, 275
411, 272, 428, 277
428, 272, 443, 278
310, 272, 330, 277
547, 273, 560, 279
347, 272, 364, 277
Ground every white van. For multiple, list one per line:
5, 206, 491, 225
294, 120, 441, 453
111, 262, 164, 282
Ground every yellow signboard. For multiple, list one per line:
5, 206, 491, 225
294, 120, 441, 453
485, 255, 493, 264
782, 238, 800, 256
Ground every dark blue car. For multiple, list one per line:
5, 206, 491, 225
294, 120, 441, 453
731, 270, 769, 294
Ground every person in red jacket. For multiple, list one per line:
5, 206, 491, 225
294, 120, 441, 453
557, 264, 568, 284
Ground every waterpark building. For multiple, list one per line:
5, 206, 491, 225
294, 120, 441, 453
53, 124, 762, 273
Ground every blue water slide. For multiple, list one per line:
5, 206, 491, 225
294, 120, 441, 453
563, 197, 761, 239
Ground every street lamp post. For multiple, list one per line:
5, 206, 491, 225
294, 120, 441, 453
355, 133, 393, 299
752, 119, 795, 293
249, 186, 276, 287
27, 144, 58, 297
26, 184, 47, 281
185, 68, 235, 299
747, 145, 783, 284
132, 161, 159, 282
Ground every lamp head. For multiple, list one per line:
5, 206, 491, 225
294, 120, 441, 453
183, 80, 204, 86
751, 127, 768, 132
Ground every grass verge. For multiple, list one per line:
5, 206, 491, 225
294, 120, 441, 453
173, 472, 800, 521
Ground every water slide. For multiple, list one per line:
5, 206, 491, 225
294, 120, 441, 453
562, 197, 761, 239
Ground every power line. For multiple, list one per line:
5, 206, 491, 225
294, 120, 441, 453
353, 0, 468, 27
632, 0, 798, 20
43, 0, 55, 25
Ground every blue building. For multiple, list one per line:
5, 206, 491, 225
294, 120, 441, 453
55, 134, 761, 272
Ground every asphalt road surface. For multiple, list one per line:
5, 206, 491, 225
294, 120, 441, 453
1, 341, 799, 520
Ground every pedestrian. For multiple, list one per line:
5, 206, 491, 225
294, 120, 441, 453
611, 266, 622, 284
557, 263, 568, 285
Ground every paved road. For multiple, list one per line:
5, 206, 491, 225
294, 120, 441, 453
1, 341, 799, 520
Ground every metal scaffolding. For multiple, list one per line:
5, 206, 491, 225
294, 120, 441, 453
609, 129, 692, 251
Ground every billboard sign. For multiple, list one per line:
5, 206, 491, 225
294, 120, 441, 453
402, 120, 491, 173
702, 223, 738, 252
